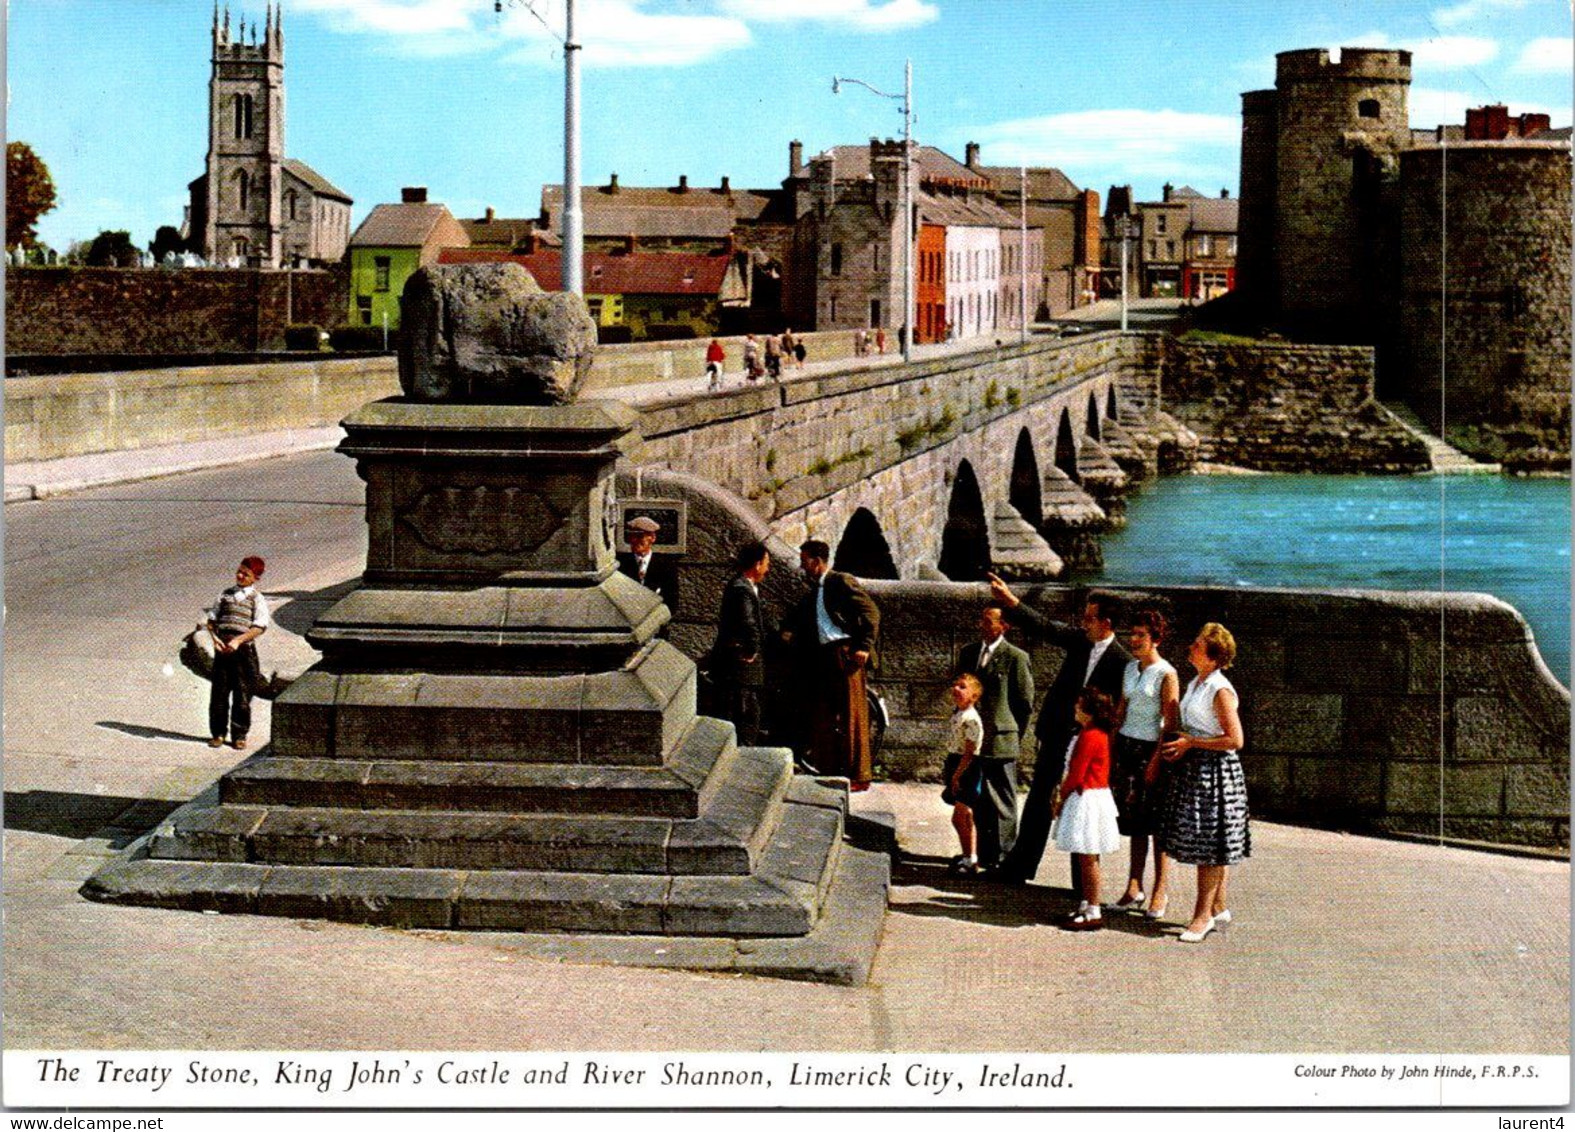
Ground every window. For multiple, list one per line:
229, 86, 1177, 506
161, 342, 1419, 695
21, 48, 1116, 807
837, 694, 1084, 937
1228, 236, 1238, 256
374, 256, 391, 293
1197, 235, 1212, 256
830, 297, 838, 322
1156, 212, 1167, 235
357, 295, 373, 326
235, 171, 249, 211
285, 191, 297, 222
872, 245, 881, 271
1358, 98, 1381, 119
232, 237, 249, 261
870, 298, 882, 328
830, 243, 843, 276
1166, 240, 1176, 259
1148, 240, 1157, 259
233, 94, 254, 140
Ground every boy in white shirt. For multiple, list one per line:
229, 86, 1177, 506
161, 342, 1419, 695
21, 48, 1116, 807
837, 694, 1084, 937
942, 673, 985, 874
206, 555, 270, 750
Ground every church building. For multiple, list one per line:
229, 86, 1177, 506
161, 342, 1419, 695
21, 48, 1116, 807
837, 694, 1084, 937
185, 3, 352, 268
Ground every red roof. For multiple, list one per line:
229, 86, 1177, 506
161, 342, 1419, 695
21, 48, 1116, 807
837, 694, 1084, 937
437, 247, 730, 296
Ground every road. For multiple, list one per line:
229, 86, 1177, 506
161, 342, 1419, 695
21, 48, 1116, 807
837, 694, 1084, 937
2, 449, 1568, 1063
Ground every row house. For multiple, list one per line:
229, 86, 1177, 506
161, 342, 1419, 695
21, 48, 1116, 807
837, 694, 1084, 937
1101, 183, 1238, 301
345, 187, 470, 329
438, 246, 745, 341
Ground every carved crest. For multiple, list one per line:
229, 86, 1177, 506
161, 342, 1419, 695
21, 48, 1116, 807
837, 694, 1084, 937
402, 485, 564, 555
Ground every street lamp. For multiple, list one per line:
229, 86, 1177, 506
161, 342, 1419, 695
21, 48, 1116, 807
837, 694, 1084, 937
832, 60, 914, 363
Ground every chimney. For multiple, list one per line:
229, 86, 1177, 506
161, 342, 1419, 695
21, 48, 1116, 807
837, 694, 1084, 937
677, 175, 689, 193
719, 176, 731, 193
484, 206, 496, 222
789, 140, 804, 177
965, 142, 981, 169
401, 186, 428, 204
625, 233, 636, 254
608, 173, 620, 194
1162, 183, 1174, 202
1220, 188, 1230, 199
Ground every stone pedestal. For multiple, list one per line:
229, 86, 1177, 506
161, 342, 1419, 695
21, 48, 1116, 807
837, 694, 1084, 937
84, 395, 889, 984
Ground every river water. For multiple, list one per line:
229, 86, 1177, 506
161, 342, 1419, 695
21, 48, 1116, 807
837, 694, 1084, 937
1088, 473, 1571, 682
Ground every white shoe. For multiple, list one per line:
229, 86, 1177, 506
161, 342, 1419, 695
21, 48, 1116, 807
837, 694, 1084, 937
1143, 900, 1168, 920
1213, 909, 1232, 925
1114, 891, 1145, 912
1178, 917, 1216, 943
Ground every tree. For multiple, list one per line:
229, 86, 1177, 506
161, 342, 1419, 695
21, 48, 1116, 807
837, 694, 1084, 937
86, 230, 139, 268
149, 226, 186, 263
7, 142, 57, 250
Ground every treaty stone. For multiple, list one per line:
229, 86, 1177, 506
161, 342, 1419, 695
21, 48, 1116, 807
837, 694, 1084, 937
398, 262, 597, 405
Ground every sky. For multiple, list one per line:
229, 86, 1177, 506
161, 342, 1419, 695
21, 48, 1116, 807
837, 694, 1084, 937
8, 0, 1573, 252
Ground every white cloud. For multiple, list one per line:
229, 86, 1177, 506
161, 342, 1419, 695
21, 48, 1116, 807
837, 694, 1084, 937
718, 0, 938, 32
1408, 35, 1499, 68
288, 0, 485, 36
1432, 0, 1527, 28
967, 109, 1239, 181
503, 1, 752, 67
1513, 36, 1574, 74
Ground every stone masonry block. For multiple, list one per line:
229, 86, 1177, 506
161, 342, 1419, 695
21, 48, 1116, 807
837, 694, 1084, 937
256, 866, 461, 928
269, 669, 338, 758
456, 871, 668, 933
1343, 696, 1447, 761
80, 859, 266, 914
1455, 696, 1552, 761
1286, 637, 1407, 692
1246, 692, 1343, 754
1505, 763, 1569, 816
1386, 762, 1504, 817
1287, 757, 1384, 816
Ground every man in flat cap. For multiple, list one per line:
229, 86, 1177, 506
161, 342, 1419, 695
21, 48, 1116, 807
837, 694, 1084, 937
617, 515, 680, 612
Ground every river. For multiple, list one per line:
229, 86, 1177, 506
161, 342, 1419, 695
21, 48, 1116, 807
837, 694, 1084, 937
1087, 473, 1571, 682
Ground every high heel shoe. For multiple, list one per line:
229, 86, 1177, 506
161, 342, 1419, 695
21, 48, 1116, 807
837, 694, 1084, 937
1143, 900, 1168, 920
1113, 891, 1145, 912
1213, 909, 1232, 925
1178, 917, 1216, 943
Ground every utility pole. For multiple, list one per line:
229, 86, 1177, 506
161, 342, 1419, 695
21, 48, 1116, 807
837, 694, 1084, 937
562, 0, 583, 294
1018, 165, 1028, 344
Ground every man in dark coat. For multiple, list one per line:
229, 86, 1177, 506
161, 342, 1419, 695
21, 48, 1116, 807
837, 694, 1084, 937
710, 540, 772, 746
617, 515, 680, 612
955, 603, 1035, 870
788, 539, 880, 789
988, 574, 1130, 885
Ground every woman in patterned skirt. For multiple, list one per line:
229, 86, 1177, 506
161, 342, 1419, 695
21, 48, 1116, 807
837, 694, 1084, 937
1158, 622, 1248, 943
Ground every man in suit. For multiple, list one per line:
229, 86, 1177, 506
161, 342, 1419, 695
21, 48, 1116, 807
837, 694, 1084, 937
617, 515, 679, 612
955, 603, 1035, 871
788, 539, 880, 790
988, 574, 1130, 886
710, 540, 771, 746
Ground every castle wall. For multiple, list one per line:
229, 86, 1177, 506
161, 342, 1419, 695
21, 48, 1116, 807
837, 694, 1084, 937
1162, 338, 1430, 472
1395, 142, 1573, 469
5, 266, 349, 358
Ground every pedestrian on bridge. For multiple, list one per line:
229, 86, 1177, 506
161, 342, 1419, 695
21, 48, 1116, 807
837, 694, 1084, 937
705, 338, 726, 390
205, 556, 270, 751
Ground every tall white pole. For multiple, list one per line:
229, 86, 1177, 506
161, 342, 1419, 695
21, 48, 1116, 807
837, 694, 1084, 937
1018, 165, 1028, 343
901, 58, 914, 363
562, 0, 583, 295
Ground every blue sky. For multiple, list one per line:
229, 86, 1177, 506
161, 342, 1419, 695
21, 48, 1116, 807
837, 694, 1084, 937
9, 0, 1572, 251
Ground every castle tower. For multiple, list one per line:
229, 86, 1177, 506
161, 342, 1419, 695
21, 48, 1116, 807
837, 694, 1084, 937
204, 2, 285, 266
1267, 48, 1413, 336
1234, 88, 1280, 312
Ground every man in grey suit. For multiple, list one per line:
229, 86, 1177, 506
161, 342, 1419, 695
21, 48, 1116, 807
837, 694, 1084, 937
954, 603, 1035, 871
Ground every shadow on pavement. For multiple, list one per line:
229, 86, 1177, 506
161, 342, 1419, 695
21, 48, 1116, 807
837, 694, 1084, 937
95, 720, 213, 744
3, 789, 179, 843
889, 855, 1178, 938
268, 578, 360, 636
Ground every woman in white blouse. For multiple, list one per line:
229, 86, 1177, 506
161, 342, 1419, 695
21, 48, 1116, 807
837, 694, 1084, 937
1110, 608, 1180, 917
1158, 623, 1249, 943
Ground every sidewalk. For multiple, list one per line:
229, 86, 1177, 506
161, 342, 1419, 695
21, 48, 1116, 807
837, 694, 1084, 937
5, 425, 346, 502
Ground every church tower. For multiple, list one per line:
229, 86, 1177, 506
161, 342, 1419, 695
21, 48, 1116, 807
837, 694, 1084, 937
203, 3, 285, 266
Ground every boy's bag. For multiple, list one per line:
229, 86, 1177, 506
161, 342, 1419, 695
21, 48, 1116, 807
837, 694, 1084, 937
940, 752, 983, 807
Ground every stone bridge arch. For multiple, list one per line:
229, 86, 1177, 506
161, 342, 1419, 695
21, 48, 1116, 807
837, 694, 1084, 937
833, 507, 900, 581
937, 459, 991, 581
1008, 427, 1043, 527
1053, 408, 1080, 483
1086, 391, 1102, 440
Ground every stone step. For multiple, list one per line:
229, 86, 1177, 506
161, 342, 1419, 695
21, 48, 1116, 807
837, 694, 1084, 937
89, 787, 841, 938
160, 734, 792, 876
1379, 401, 1501, 474
222, 715, 736, 816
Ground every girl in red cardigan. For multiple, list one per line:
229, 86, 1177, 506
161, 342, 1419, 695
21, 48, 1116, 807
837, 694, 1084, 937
1051, 687, 1123, 931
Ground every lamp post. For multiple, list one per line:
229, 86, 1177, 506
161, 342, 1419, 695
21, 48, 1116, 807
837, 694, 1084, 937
832, 60, 914, 362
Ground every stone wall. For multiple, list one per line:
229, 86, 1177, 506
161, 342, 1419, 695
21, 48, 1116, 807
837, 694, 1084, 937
632, 332, 1153, 576
1163, 337, 1431, 472
584, 329, 865, 393
5, 265, 350, 355
1396, 143, 1572, 472
4, 357, 399, 463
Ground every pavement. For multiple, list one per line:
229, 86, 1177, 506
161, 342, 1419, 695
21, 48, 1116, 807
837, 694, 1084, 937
2, 351, 1567, 1059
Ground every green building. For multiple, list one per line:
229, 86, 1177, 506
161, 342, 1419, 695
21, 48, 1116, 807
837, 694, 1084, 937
346, 187, 470, 330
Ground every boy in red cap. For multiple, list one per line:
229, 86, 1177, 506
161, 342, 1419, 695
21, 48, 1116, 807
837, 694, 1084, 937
205, 556, 270, 750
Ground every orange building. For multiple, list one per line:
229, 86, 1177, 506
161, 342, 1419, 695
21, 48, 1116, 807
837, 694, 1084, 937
916, 222, 947, 344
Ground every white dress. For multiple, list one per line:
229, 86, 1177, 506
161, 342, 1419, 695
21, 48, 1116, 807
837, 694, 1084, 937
1051, 732, 1123, 855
